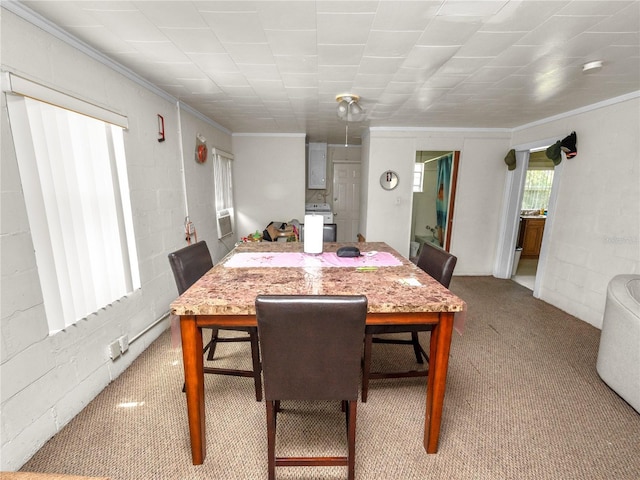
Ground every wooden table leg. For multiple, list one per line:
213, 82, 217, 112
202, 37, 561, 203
424, 312, 454, 453
180, 315, 206, 464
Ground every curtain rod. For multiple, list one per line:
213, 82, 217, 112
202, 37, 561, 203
422, 152, 453, 164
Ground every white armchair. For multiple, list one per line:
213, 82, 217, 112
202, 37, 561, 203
596, 274, 640, 413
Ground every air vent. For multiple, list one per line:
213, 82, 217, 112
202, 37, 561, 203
217, 210, 233, 239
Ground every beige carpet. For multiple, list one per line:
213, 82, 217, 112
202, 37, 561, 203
19, 277, 640, 479
1, 474, 109, 480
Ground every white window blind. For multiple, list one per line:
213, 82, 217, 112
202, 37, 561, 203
6, 87, 139, 332
213, 148, 235, 239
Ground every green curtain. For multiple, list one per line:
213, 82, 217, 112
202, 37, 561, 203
436, 153, 453, 246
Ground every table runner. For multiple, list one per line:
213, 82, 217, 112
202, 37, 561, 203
224, 251, 402, 268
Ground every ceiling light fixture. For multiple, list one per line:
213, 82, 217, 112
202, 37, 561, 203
582, 60, 603, 73
336, 94, 364, 122
336, 94, 364, 146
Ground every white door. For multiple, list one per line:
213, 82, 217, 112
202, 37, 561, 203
333, 163, 360, 242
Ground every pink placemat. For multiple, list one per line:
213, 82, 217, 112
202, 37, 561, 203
224, 251, 403, 268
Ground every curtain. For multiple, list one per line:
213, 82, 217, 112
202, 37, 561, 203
435, 153, 453, 247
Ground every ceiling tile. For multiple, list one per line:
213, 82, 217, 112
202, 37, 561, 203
317, 12, 375, 44
265, 30, 317, 56
161, 28, 226, 54
14, 0, 640, 143
364, 30, 423, 57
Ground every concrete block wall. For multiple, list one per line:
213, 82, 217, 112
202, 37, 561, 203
0, 9, 232, 470
510, 97, 640, 328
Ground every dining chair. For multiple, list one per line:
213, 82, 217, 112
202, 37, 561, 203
298, 223, 337, 242
323, 223, 337, 242
361, 242, 457, 402
255, 294, 367, 480
168, 241, 262, 401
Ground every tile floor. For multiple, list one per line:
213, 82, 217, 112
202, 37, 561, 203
512, 258, 538, 290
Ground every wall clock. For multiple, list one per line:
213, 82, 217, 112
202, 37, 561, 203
380, 170, 399, 190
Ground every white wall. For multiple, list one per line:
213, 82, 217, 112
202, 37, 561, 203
361, 106, 639, 328
512, 97, 640, 328
232, 134, 306, 239
2, 3, 639, 472
178, 110, 235, 262
363, 129, 511, 267
1, 9, 231, 470
363, 134, 418, 256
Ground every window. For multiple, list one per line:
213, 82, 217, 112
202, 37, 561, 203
6, 76, 139, 333
413, 162, 424, 192
521, 169, 554, 211
212, 148, 235, 239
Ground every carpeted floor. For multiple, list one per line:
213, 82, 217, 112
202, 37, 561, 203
19, 277, 640, 479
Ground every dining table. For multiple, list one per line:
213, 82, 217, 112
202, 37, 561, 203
170, 241, 466, 465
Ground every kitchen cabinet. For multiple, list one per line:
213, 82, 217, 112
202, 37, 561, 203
518, 217, 546, 258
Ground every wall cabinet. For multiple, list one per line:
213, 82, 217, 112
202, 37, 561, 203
519, 217, 546, 258
308, 142, 327, 189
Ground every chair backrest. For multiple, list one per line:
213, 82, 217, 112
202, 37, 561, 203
168, 241, 214, 295
299, 223, 338, 242
255, 295, 367, 401
323, 223, 337, 242
415, 242, 457, 288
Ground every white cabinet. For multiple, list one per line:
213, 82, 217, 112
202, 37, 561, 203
308, 142, 327, 189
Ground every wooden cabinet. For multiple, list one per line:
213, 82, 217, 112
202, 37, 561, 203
519, 217, 545, 258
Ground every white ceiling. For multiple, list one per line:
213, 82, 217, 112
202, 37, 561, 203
14, 0, 640, 144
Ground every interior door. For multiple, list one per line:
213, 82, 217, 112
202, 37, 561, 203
332, 163, 360, 242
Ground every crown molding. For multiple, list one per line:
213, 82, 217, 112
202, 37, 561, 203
2, 1, 230, 135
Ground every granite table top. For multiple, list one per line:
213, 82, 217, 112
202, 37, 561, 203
170, 241, 466, 317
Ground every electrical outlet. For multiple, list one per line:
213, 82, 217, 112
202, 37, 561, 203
118, 335, 129, 354
108, 341, 121, 360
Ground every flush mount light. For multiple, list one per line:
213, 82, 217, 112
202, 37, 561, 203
582, 60, 603, 73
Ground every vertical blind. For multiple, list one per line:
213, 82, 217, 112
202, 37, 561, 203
6, 84, 139, 332
213, 148, 235, 238
213, 148, 234, 211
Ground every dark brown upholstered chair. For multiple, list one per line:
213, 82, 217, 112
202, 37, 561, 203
299, 223, 337, 242
323, 223, 337, 242
361, 242, 457, 402
168, 241, 262, 401
255, 295, 367, 480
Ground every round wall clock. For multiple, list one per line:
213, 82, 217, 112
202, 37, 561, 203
380, 170, 399, 190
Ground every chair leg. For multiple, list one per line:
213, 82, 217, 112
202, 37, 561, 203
250, 330, 263, 401
206, 327, 220, 361
266, 401, 277, 480
411, 332, 425, 364
346, 400, 357, 480
361, 333, 373, 402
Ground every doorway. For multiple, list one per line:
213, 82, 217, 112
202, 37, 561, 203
512, 150, 555, 290
494, 137, 564, 298
411, 151, 460, 256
